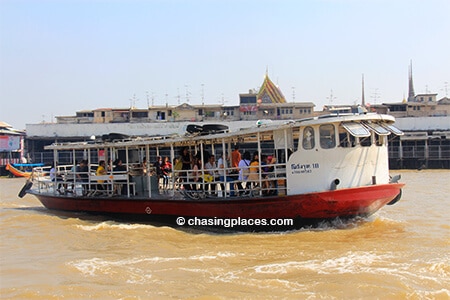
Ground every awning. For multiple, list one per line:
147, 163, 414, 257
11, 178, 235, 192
342, 122, 371, 137
362, 122, 391, 135
381, 124, 404, 136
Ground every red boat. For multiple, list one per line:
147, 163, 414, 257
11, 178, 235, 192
21, 111, 404, 230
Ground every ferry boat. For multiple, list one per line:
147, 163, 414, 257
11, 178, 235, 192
19, 111, 404, 229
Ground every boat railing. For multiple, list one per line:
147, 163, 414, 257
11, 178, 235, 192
31, 161, 288, 199
169, 162, 287, 198
31, 166, 135, 197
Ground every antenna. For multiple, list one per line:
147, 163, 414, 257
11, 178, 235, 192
371, 88, 380, 105
327, 89, 336, 105
129, 94, 138, 108
442, 81, 449, 97
185, 85, 190, 103
362, 74, 366, 106
292, 87, 296, 102
201, 83, 205, 106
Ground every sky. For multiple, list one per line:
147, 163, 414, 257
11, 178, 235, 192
1, 0, 449, 129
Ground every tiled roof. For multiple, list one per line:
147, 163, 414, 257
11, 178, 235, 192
257, 74, 286, 104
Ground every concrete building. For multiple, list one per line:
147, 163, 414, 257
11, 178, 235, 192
0, 121, 26, 175
21, 68, 450, 169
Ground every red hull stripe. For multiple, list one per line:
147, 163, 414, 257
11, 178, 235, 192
32, 183, 404, 220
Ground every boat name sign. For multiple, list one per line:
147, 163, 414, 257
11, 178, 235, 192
290, 162, 320, 174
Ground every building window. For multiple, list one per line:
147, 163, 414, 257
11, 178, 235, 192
132, 111, 148, 118
156, 111, 166, 120
240, 96, 257, 104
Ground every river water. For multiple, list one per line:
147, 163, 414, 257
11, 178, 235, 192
1, 170, 449, 299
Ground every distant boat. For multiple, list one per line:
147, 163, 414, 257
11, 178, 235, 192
6, 163, 43, 178
20, 113, 405, 230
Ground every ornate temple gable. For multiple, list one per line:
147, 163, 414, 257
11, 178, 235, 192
438, 97, 450, 105
257, 73, 286, 104
176, 103, 196, 110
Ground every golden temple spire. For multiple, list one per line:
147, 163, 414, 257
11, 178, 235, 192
257, 71, 286, 104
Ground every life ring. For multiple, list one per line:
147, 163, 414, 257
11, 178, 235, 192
18, 181, 33, 198
387, 189, 402, 205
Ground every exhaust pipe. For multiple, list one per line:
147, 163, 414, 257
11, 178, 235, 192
330, 178, 340, 190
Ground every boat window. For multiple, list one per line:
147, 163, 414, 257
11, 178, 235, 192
319, 124, 336, 149
302, 126, 315, 150
375, 133, 385, 146
363, 122, 390, 135
359, 135, 372, 147
339, 129, 356, 148
382, 124, 404, 136
342, 122, 371, 137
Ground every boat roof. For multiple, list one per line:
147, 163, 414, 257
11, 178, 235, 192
44, 113, 397, 151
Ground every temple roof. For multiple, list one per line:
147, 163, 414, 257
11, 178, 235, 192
257, 73, 286, 104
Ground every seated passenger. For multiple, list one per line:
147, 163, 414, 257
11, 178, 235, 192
204, 155, 218, 195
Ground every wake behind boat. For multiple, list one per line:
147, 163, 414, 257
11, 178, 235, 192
20, 111, 404, 230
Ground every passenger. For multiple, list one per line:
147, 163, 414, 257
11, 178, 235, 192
141, 157, 148, 175
247, 151, 260, 188
114, 159, 127, 172
107, 158, 113, 172
190, 155, 203, 191
172, 157, 181, 189
154, 156, 163, 187
204, 155, 218, 195
180, 147, 192, 190
113, 159, 127, 195
96, 160, 107, 191
231, 144, 241, 171
160, 156, 172, 190
238, 151, 251, 194
217, 152, 235, 196
266, 155, 277, 195
76, 160, 89, 195
50, 162, 63, 193
50, 164, 57, 181
231, 145, 241, 192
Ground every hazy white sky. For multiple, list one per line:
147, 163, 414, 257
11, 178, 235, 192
1, 0, 449, 129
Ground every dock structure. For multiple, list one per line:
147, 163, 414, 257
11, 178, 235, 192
388, 127, 450, 169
